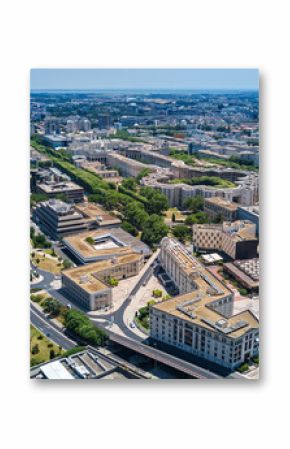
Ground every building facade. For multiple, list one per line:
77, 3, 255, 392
192, 221, 258, 260
150, 238, 259, 370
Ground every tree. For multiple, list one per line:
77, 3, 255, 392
184, 195, 204, 212
122, 177, 137, 191
49, 349, 56, 360
141, 215, 168, 247
140, 187, 169, 214
185, 215, 198, 226
124, 202, 148, 230
171, 213, 176, 222
65, 309, 107, 346
63, 259, 72, 269
31, 344, 39, 355
146, 192, 168, 215
172, 224, 191, 243
121, 221, 138, 237
43, 298, 61, 317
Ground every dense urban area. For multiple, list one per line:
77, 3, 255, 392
30, 89, 259, 380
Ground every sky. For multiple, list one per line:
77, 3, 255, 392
30, 68, 259, 91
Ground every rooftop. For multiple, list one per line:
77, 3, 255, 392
204, 196, 238, 211
154, 238, 258, 338
37, 180, 83, 194
63, 252, 142, 293
63, 226, 151, 261
75, 202, 121, 227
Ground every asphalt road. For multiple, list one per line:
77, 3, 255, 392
30, 305, 76, 350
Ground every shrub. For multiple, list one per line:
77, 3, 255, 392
61, 346, 86, 358
152, 289, 162, 298
237, 363, 249, 373
107, 277, 119, 287
31, 344, 39, 355
49, 349, 56, 359
239, 288, 249, 296
85, 236, 95, 245
30, 294, 43, 303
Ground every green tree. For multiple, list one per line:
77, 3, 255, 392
63, 259, 72, 269
172, 224, 191, 243
146, 192, 168, 215
141, 215, 168, 247
121, 221, 138, 237
184, 195, 204, 212
43, 298, 61, 317
122, 177, 137, 191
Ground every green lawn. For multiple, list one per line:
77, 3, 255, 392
30, 325, 63, 367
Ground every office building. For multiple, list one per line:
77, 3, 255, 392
62, 252, 143, 310
192, 220, 258, 260
32, 200, 88, 240
63, 227, 151, 264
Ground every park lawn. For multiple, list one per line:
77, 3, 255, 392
30, 325, 63, 367
31, 254, 64, 274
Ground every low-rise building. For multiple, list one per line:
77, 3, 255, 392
150, 238, 259, 370
204, 197, 238, 221
192, 220, 258, 260
37, 180, 84, 203
31, 347, 149, 379
106, 152, 155, 178
237, 205, 259, 236
63, 227, 151, 264
224, 259, 259, 290
62, 252, 144, 310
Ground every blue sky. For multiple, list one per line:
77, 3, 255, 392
30, 68, 259, 91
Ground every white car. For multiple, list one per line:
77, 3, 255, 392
129, 322, 136, 329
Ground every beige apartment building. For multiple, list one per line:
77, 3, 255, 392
150, 238, 259, 370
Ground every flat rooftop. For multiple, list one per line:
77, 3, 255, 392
75, 202, 121, 227
31, 347, 142, 380
37, 180, 83, 194
63, 227, 151, 260
204, 197, 238, 211
63, 252, 142, 293
155, 238, 258, 338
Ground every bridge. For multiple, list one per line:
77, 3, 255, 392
107, 331, 221, 379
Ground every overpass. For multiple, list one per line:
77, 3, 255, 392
107, 331, 221, 379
